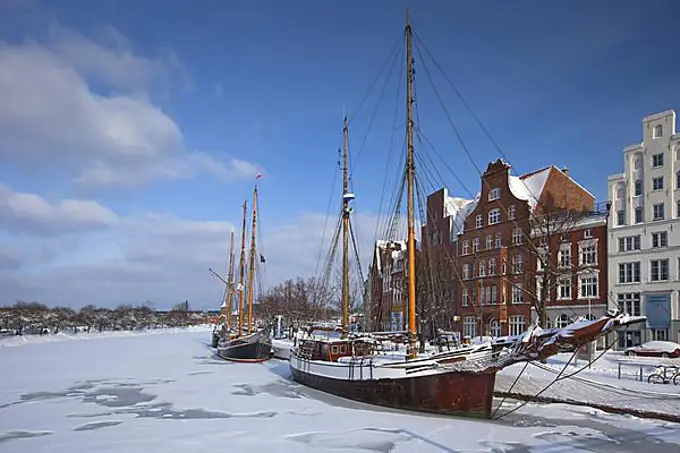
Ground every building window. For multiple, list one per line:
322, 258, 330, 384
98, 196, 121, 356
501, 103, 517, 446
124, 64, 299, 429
617, 293, 641, 316
652, 329, 668, 341
616, 187, 625, 198
489, 319, 501, 337
653, 124, 663, 138
580, 243, 597, 265
489, 258, 496, 275
490, 285, 497, 304
488, 208, 501, 225
650, 259, 669, 281
479, 261, 486, 277
508, 205, 516, 220
652, 231, 668, 248
475, 214, 483, 229
463, 264, 470, 280
653, 203, 665, 221
634, 180, 642, 196
618, 262, 641, 283
555, 314, 571, 329
583, 229, 593, 239
512, 228, 522, 245
579, 274, 598, 298
652, 153, 664, 167
677, 200, 680, 218
488, 188, 500, 201
463, 316, 477, 338
509, 315, 526, 336
495, 233, 502, 248
473, 238, 480, 252
536, 249, 546, 271
652, 176, 664, 191
558, 245, 571, 268
462, 240, 470, 255
558, 277, 571, 299
462, 288, 469, 307
618, 235, 640, 252
677, 171, 680, 190
486, 235, 493, 250
511, 284, 523, 303
635, 207, 643, 224
513, 254, 523, 273
617, 210, 626, 226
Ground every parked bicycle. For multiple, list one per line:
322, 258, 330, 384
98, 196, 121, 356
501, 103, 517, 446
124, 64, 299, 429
647, 365, 680, 384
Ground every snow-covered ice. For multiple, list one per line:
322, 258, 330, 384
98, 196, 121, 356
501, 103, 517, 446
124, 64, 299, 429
1, 328, 679, 452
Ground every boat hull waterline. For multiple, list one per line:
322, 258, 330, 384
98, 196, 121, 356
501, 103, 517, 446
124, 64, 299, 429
289, 350, 496, 417
217, 333, 273, 363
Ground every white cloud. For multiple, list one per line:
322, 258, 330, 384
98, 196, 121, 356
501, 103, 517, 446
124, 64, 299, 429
0, 185, 387, 309
0, 183, 118, 235
0, 26, 259, 188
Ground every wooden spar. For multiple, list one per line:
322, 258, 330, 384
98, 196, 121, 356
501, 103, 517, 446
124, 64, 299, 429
247, 186, 258, 335
237, 201, 248, 337
341, 117, 350, 337
225, 230, 235, 329
405, 11, 417, 359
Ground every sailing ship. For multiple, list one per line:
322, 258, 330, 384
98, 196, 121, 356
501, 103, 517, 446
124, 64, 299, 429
217, 185, 273, 362
210, 230, 237, 348
289, 13, 646, 418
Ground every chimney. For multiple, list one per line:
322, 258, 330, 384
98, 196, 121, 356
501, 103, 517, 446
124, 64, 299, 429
562, 167, 569, 176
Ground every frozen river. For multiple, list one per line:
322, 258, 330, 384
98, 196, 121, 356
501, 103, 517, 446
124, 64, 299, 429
1, 328, 679, 452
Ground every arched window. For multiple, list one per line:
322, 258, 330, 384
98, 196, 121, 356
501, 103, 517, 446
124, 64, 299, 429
653, 124, 663, 139
555, 314, 571, 329
634, 154, 643, 170
616, 183, 625, 199
488, 319, 501, 338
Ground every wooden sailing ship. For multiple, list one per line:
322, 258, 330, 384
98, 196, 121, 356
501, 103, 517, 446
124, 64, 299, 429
217, 185, 273, 362
211, 230, 237, 348
289, 13, 646, 418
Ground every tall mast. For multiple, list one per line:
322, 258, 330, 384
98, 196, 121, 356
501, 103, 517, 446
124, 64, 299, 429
341, 117, 350, 337
247, 186, 258, 335
225, 230, 235, 330
405, 11, 417, 360
237, 201, 248, 337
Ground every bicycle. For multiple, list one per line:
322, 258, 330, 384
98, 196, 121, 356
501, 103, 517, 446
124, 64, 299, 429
647, 365, 680, 384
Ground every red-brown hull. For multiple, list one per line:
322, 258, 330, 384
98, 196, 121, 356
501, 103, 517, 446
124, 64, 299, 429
290, 361, 496, 418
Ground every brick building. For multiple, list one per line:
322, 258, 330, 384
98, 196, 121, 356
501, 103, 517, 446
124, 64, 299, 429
454, 159, 606, 338
366, 240, 408, 331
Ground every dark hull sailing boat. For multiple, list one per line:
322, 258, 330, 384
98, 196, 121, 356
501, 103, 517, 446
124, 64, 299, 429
217, 185, 273, 362
290, 13, 646, 418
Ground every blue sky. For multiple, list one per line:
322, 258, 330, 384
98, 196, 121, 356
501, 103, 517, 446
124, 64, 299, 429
1, 0, 679, 308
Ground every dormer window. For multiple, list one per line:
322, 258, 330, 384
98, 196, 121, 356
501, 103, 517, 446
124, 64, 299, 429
653, 124, 663, 139
488, 188, 501, 201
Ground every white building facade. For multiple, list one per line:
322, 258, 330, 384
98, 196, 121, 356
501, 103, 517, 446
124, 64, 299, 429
608, 110, 680, 348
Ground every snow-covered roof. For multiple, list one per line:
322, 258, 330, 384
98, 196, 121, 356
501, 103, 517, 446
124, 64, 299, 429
508, 167, 550, 209
373, 240, 406, 274
445, 193, 478, 241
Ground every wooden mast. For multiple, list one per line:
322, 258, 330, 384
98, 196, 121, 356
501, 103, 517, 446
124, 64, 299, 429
341, 117, 350, 337
225, 230, 235, 330
405, 11, 417, 360
237, 201, 248, 337
247, 186, 258, 335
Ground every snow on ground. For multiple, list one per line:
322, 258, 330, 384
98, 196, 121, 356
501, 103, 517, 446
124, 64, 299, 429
0, 325, 213, 348
497, 352, 680, 417
1, 331, 679, 452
